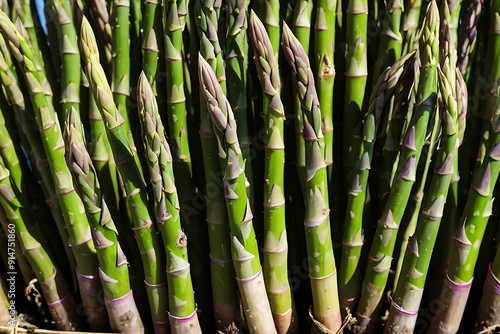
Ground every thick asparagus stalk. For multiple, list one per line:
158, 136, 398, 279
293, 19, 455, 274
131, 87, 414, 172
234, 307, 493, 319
282, 23, 342, 332
65, 109, 144, 333
343, 0, 369, 178
199, 54, 277, 334
137, 73, 202, 333
354, 3, 439, 332
80, 17, 168, 331
248, 12, 297, 333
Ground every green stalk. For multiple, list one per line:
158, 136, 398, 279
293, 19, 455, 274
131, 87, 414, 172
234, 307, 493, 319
86, 0, 113, 69
137, 74, 202, 333
165, 0, 212, 325
313, 0, 336, 172
65, 110, 144, 333
282, 23, 342, 332
354, 3, 439, 332
291, 0, 314, 183
339, 53, 415, 313
401, 0, 422, 54
261, 0, 280, 57
343, 0, 369, 179
46, 0, 81, 120
457, 0, 483, 79
81, 18, 168, 329
392, 109, 441, 291
142, 0, 163, 94
371, 0, 403, 88
0, 11, 103, 326
110, 0, 140, 172
249, 12, 297, 333
199, 55, 277, 334
226, 0, 253, 209
0, 159, 81, 331
385, 63, 460, 334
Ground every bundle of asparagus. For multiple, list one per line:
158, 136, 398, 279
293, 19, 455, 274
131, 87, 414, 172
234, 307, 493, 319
0, 0, 499, 333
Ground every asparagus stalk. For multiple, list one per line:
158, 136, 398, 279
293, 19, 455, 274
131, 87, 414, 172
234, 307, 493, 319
137, 73, 202, 333
282, 23, 342, 332
313, 0, 336, 172
457, 0, 483, 79
248, 12, 297, 333
339, 52, 416, 313
343, 0, 369, 178
384, 56, 461, 333
65, 109, 144, 333
86, 0, 113, 69
0, 11, 105, 328
141, 0, 162, 94
259, 0, 280, 57
199, 54, 277, 334
226, 0, 253, 210
80, 17, 168, 331
0, 158, 81, 331
401, 0, 423, 54
164, 0, 212, 325
46, 0, 81, 120
354, 3, 439, 331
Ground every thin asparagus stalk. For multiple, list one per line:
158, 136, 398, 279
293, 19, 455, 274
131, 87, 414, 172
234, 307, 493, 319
0, 159, 81, 331
313, 0, 336, 172
371, 0, 403, 89
248, 12, 297, 333
354, 3, 439, 332
80, 17, 168, 331
137, 73, 202, 333
46, 0, 81, 120
339, 52, 416, 313
164, 0, 212, 325
343, 0, 369, 179
110, 0, 140, 171
384, 61, 461, 333
86, 0, 113, 69
141, 0, 162, 94
260, 0, 280, 57
401, 0, 423, 54
65, 109, 144, 333
290, 0, 314, 184
0, 11, 104, 328
199, 54, 277, 334
282, 23, 342, 332
457, 0, 483, 79
226, 0, 253, 210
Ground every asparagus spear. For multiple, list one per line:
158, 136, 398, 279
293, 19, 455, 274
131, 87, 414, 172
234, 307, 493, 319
354, 3, 439, 331
137, 73, 202, 333
457, 0, 483, 79
65, 109, 144, 333
164, 0, 212, 325
384, 57, 461, 334
0, 159, 81, 331
343, 0, 369, 178
226, 0, 253, 210
282, 23, 342, 332
248, 12, 297, 333
313, 0, 336, 173
80, 17, 168, 331
0, 11, 105, 328
199, 54, 277, 334
339, 52, 416, 313
45, 0, 81, 120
